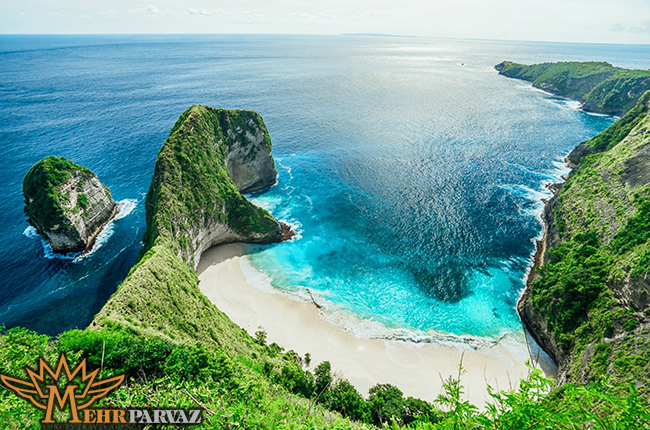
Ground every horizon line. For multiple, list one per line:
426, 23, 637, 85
0, 32, 649, 47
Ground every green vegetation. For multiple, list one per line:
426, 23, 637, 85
22, 156, 93, 233
77, 193, 88, 209
529, 91, 650, 396
587, 91, 650, 154
5, 102, 650, 428
2, 326, 649, 429
142, 105, 280, 264
495, 61, 650, 116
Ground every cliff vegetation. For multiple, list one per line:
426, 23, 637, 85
523, 91, 650, 399
495, 61, 650, 116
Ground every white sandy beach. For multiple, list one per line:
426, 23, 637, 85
197, 243, 557, 408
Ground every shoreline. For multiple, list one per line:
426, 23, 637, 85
516, 162, 571, 365
197, 243, 557, 408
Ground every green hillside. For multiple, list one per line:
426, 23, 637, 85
495, 61, 650, 116
524, 91, 650, 397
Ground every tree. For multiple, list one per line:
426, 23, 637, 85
368, 383, 404, 425
327, 380, 371, 423
314, 361, 332, 398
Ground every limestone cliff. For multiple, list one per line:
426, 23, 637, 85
23, 156, 117, 254
495, 61, 650, 116
142, 105, 288, 268
521, 91, 650, 395
94, 105, 290, 344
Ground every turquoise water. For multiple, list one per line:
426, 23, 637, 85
1, 35, 645, 338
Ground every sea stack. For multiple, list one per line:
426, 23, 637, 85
23, 156, 117, 254
142, 105, 291, 268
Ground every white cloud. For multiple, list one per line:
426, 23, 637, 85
630, 21, 650, 33
128, 4, 175, 16
609, 21, 650, 33
291, 12, 337, 19
188, 7, 225, 17
245, 10, 266, 19
609, 23, 626, 32
100, 10, 120, 19
80, 15, 93, 19
47, 12, 68, 18
19, 12, 26, 16
354, 11, 388, 19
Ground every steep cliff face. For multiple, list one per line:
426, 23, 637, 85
495, 61, 650, 116
23, 156, 117, 253
95, 105, 289, 342
142, 105, 287, 268
223, 116, 278, 193
521, 91, 650, 395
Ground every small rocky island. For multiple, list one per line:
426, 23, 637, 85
23, 156, 117, 254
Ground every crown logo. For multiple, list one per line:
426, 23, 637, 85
0, 354, 124, 423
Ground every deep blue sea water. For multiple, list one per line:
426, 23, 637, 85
0, 35, 647, 339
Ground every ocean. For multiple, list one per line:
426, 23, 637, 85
0, 35, 646, 339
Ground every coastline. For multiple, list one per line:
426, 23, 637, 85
517, 166, 569, 366
197, 244, 557, 408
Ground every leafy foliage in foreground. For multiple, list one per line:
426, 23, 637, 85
0, 326, 643, 429
0, 327, 648, 429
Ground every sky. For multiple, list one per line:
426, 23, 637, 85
0, 0, 649, 45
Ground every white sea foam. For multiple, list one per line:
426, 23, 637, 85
23, 226, 39, 239
23, 198, 138, 262
239, 256, 289, 296
562, 100, 583, 111
114, 198, 137, 220
516, 155, 572, 303
279, 218, 303, 241
240, 254, 509, 349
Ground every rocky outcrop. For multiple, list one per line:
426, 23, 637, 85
94, 105, 292, 344
224, 120, 278, 193
23, 156, 117, 254
495, 61, 650, 116
142, 105, 291, 268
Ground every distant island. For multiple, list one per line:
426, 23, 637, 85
495, 60, 650, 116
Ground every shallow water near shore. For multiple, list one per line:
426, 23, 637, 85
1, 35, 645, 337
197, 243, 557, 407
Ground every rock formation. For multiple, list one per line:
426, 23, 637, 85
142, 105, 291, 268
23, 156, 117, 254
94, 105, 292, 344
